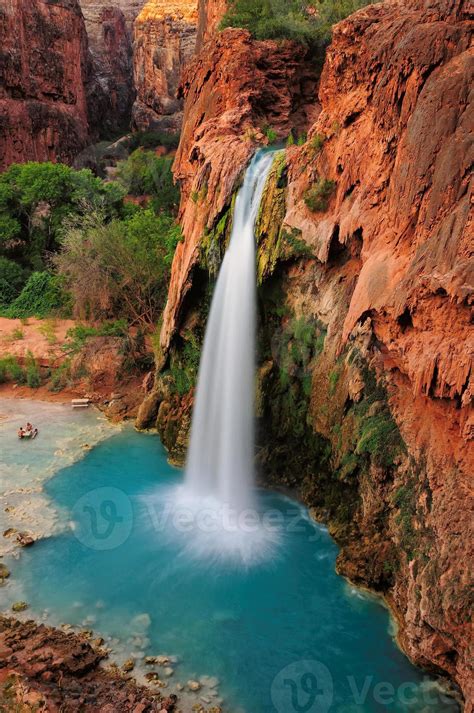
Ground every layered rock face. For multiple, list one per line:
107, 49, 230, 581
132, 0, 198, 132
159, 27, 319, 348
281, 0, 473, 698
196, 0, 227, 49
79, 0, 144, 31
0, 0, 93, 169
141, 0, 473, 704
78, 0, 139, 133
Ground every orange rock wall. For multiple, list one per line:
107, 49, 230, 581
161, 27, 319, 348
196, 0, 227, 48
0, 0, 93, 169
79, 1, 137, 132
132, 0, 198, 132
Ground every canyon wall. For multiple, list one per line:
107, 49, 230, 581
78, 0, 140, 133
196, 0, 227, 49
139, 0, 474, 705
159, 27, 319, 349
79, 0, 144, 32
0, 0, 94, 169
132, 0, 198, 132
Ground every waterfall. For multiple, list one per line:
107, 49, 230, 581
184, 149, 277, 512
158, 149, 281, 565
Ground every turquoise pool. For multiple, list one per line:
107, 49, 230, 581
2, 427, 458, 713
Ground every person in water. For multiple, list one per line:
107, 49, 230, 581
18, 424, 38, 439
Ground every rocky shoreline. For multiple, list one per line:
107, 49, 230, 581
0, 616, 179, 712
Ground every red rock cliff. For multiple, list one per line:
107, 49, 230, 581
151, 0, 473, 705
78, 0, 138, 132
161, 27, 319, 348
0, 0, 94, 169
196, 0, 227, 49
132, 0, 198, 132
280, 0, 473, 700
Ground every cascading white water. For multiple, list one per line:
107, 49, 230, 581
184, 149, 277, 512
159, 150, 282, 565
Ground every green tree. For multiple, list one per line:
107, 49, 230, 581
3, 271, 68, 318
0, 257, 27, 306
115, 150, 180, 214
54, 208, 181, 326
0, 162, 125, 270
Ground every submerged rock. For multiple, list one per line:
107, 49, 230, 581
16, 532, 35, 547
11, 601, 28, 612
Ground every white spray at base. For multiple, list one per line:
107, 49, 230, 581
165, 149, 282, 566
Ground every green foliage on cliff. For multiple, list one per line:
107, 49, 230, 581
356, 413, 403, 467
169, 333, 202, 396
221, 0, 375, 47
392, 477, 419, 560
221, 0, 317, 45
304, 178, 336, 212
201, 196, 236, 276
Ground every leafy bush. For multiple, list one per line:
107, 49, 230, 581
63, 320, 129, 354
0, 257, 27, 306
2, 272, 68, 318
128, 131, 180, 152
54, 210, 181, 326
115, 150, 179, 214
25, 351, 41, 388
49, 358, 72, 392
0, 356, 26, 384
304, 178, 336, 212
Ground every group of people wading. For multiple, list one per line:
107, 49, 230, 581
18, 422, 39, 440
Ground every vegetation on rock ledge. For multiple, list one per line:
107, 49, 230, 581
221, 0, 376, 47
